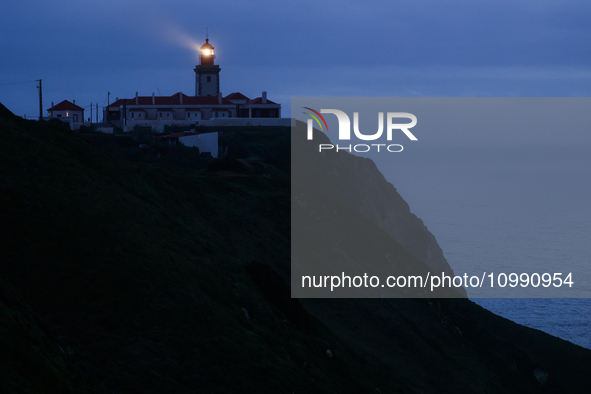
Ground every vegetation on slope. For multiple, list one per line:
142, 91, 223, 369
0, 103, 589, 393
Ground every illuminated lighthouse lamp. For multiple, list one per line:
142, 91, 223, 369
199, 39, 215, 65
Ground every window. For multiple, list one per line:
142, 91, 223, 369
131, 112, 134, 119
207, 76, 211, 82
255, 110, 261, 118
270, 110, 275, 117
187, 112, 191, 119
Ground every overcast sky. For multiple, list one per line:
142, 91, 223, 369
1, 0, 591, 120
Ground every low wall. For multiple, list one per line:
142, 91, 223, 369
197, 118, 291, 127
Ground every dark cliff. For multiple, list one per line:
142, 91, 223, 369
291, 120, 463, 298
0, 104, 590, 393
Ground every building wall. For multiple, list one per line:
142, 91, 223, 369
197, 118, 291, 127
106, 94, 282, 130
194, 65, 221, 97
239, 105, 281, 118
108, 105, 241, 130
250, 107, 280, 118
178, 132, 218, 158
48, 109, 84, 130
110, 117, 290, 131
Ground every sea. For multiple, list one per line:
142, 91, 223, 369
380, 143, 591, 350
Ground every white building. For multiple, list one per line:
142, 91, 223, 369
47, 100, 85, 130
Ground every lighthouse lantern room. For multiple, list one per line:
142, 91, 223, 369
194, 38, 221, 97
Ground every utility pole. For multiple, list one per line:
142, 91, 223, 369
37, 79, 42, 120
90, 103, 92, 125
96, 103, 98, 123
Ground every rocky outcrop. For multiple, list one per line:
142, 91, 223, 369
338, 152, 455, 276
292, 121, 460, 284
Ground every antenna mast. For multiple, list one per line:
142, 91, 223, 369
36, 79, 42, 120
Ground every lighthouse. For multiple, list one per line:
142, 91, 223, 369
194, 38, 221, 97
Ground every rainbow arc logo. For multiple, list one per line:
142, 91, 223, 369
302, 107, 328, 132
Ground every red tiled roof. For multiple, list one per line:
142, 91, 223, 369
48, 100, 84, 111
247, 97, 278, 105
225, 92, 250, 101
108, 92, 234, 107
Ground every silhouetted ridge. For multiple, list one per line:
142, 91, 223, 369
0, 102, 18, 121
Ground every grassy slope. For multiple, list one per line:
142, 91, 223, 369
0, 106, 393, 393
0, 103, 590, 393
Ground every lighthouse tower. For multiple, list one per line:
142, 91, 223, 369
194, 38, 221, 97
